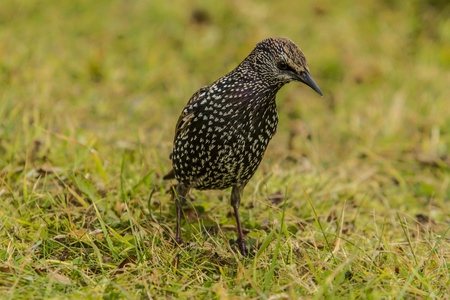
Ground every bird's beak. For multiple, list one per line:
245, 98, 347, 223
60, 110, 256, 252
297, 71, 323, 96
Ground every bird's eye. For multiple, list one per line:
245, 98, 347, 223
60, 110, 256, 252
277, 61, 288, 70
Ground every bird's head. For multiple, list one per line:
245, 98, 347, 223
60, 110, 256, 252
251, 37, 322, 96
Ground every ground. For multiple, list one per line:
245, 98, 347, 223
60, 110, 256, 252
0, 0, 449, 298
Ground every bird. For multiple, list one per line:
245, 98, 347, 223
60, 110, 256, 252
164, 37, 322, 256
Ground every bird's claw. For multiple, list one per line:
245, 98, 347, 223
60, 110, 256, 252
236, 237, 248, 257
172, 236, 184, 248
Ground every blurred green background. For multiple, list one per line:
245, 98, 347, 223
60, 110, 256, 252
0, 0, 449, 298
1, 0, 448, 207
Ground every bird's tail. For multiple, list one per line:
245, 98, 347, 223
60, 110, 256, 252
163, 169, 176, 180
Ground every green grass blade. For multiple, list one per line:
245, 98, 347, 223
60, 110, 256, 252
263, 190, 288, 290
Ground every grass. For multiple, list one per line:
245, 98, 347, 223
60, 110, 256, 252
1, 0, 449, 298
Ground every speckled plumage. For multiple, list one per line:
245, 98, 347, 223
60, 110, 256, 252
165, 37, 322, 256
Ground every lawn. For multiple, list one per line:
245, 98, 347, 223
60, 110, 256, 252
0, 0, 449, 298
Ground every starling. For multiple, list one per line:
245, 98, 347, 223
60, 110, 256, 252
164, 37, 322, 256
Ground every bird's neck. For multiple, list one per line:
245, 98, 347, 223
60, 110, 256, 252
225, 62, 284, 103
245, 57, 285, 85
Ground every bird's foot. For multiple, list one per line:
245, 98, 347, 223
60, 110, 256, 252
235, 237, 248, 257
172, 236, 184, 248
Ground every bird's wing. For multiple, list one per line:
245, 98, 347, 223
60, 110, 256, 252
173, 86, 209, 143
166, 86, 210, 164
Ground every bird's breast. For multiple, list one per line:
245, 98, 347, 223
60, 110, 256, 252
172, 81, 280, 189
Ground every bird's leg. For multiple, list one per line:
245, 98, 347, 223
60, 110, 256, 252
174, 183, 189, 246
231, 185, 248, 257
